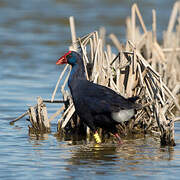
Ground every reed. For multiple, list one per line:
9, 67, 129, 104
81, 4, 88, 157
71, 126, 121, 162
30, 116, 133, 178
11, 2, 180, 146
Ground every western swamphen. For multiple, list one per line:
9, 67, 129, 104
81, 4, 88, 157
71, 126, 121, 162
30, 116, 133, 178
56, 51, 141, 144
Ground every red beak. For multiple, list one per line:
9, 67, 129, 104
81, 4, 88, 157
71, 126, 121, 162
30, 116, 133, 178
56, 51, 72, 65
56, 56, 67, 65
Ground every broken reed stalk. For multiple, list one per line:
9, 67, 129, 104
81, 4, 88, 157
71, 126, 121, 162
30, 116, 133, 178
11, 2, 180, 146
10, 98, 64, 125
28, 97, 51, 133
10, 111, 29, 125
69, 16, 77, 50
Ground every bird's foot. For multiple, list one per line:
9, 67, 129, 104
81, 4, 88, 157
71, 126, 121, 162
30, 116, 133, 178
114, 133, 123, 145
94, 131, 102, 144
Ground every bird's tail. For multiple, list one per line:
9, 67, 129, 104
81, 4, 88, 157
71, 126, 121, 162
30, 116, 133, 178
127, 96, 139, 102
127, 96, 142, 110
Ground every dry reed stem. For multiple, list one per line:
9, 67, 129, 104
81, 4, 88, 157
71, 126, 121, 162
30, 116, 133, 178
136, 32, 148, 49
152, 9, 157, 42
167, 2, 180, 33
69, 16, 77, 50
49, 105, 65, 122
126, 59, 133, 97
99, 27, 106, 47
60, 103, 73, 121
92, 39, 101, 79
29, 107, 38, 129
78, 39, 90, 80
131, 3, 136, 43
41, 105, 50, 128
51, 64, 69, 102
131, 3, 147, 43
109, 33, 122, 51
37, 97, 43, 130
153, 42, 166, 62
61, 105, 75, 128
10, 111, 29, 124
90, 38, 94, 61
61, 65, 71, 93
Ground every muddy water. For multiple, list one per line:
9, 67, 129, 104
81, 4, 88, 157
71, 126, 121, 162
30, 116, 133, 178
0, 0, 180, 179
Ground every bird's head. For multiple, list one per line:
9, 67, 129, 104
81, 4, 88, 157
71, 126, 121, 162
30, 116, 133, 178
56, 51, 79, 66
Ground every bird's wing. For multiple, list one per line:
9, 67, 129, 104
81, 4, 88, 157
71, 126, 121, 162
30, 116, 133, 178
76, 80, 140, 114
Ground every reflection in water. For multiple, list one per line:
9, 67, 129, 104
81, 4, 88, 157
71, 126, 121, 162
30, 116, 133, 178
29, 132, 49, 142
64, 136, 175, 177
0, 0, 180, 179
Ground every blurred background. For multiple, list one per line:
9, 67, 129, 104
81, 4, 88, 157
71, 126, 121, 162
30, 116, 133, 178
0, 0, 177, 109
0, 0, 180, 179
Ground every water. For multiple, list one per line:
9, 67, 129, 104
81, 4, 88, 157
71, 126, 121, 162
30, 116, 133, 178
0, 0, 180, 179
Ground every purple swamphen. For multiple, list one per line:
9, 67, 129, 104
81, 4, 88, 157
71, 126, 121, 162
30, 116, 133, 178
56, 51, 141, 144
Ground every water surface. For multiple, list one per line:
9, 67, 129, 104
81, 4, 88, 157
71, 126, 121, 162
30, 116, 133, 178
0, 0, 180, 179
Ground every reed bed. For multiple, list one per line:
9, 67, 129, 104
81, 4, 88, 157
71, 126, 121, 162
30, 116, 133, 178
11, 3, 180, 146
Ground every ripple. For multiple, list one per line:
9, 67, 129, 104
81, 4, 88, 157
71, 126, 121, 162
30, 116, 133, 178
0, 0, 179, 179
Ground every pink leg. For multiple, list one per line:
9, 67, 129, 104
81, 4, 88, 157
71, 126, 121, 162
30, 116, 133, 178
114, 133, 123, 144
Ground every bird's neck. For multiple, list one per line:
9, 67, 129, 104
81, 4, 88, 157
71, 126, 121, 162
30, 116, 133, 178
68, 62, 86, 88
